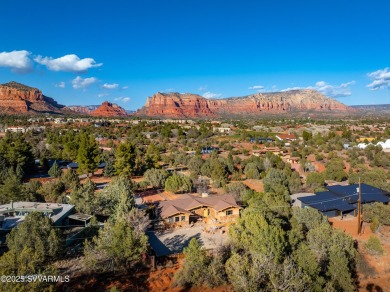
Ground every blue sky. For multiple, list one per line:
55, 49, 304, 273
0, 0, 389, 110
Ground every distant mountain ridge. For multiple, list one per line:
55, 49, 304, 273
66, 105, 100, 114
351, 104, 390, 116
136, 89, 356, 118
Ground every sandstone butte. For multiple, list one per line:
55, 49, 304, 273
136, 90, 357, 118
0, 81, 65, 114
90, 101, 127, 117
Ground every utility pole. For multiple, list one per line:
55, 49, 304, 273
357, 177, 362, 235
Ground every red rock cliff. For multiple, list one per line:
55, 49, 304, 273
137, 89, 355, 118
0, 81, 64, 114
90, 101, 127, 117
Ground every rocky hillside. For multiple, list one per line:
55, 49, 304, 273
67, 105, 100, 115
0, 81, 65, 114
137, 90, 356, 118
90, 101, 127, 117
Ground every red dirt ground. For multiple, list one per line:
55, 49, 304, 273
243, 179, 264, 192
329, 217, 390, 291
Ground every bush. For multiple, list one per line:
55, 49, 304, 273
370, 216, 380, 232
364, 236, 384, 255
165, 173, 192, 193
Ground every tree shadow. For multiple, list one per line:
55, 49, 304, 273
147, 231, 203, 256
366, 283, 383, 292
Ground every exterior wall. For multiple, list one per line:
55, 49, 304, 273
164, 213, 190, 227
216, 207, 240, 222
191, 206, 211, 217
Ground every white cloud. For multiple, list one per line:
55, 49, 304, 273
55, 81, 65, 88
198, 85, 208, 91
115, 96, 131, 103
98, 93, 109, 98
102, 83, 119, 89
248, 85, 265, 90
34, 54, 102, 73
72, 76, 98, 89
202, 91, 223, 99
0, 50, 33, 73
367, 68, 390, 90
122, 86, 129, 90
281, 80, 355, 98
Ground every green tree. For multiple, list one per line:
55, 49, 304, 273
306, 172, 325, 190
0, 212, 63, 291
114, 141, 136, 175
324, 158, 347, 182
144, 144, 160, 169
244, 162, 261, 179
70, 178, 97, 214
95, 176, 136, 217
174, 238, 210, 287
164, 173, 192, 193
0, 132, 34, 174
143, 168, 169, 188
83, 218, 148, 272
61, 168, 80, 190
0, 168, 23, 204
103, 157, 116, 177
76, 132, 100, 175
188, 155, 204, 175
48, 161, 62, 178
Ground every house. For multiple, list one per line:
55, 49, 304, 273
0, 201, 75, 230
286, 156, 300, 164
250, 137, 274, 144
5, 126, 27, 133
156, 194, 241, 227
275, 133, 297, 141
295, 183, 389, 217
201, 147, 219, 154
213, 127, 231, 134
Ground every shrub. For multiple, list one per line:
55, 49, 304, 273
364, 236, 384, 255
370, 216, 380, 232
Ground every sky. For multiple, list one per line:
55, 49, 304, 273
0, 0, 389, 110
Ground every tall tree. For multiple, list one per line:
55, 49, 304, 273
114, 141, 136, 175
76, 132, 100, 176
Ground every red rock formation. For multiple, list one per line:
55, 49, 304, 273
90, 101, 127, 117
137, 90, 356, 118
0, 81, 64, 114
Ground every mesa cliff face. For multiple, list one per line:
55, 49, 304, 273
0, 81, 64, 114
137, 89, 355, 118
90, 101, 127, 117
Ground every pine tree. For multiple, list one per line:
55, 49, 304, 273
48, 161, 62, 178
114, 141, 136, 175
76, 132, 100, 176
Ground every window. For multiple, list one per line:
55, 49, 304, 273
181, 216, 185, 221
226, 209, 233, 216
168, 217, 173, 223
175, 216, 180, 222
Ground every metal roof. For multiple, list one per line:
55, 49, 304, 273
326, 183, 389, 204
299, 191, 356, 212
